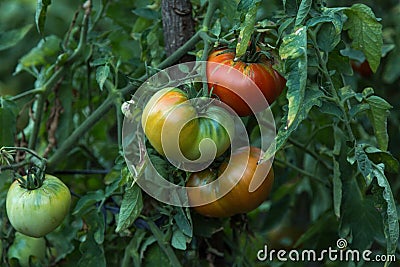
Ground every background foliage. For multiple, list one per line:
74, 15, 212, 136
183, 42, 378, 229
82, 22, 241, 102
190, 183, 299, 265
0, 0, 399, 266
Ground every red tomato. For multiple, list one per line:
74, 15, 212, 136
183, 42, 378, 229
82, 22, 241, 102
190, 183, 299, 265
206, 49, 286, 116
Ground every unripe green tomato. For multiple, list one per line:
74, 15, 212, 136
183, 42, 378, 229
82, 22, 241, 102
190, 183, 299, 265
6, 174, 71, 238
7, 232, 46, 267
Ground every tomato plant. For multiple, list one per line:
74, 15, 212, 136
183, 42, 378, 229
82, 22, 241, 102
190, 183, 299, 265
6, 173, 71, 238
206, 48, 286, 116
0, 0, 399, 266
186, 146, 274, 217
7, 232, 46, 267
142, 87, 235, 161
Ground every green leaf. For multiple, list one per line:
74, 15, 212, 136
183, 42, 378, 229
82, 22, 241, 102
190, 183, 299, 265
116, 185, 143, 233
96, 65, 110, 91
235, 4, 258, 58
340, 179, 383, 251
173, 208, 192, 238
237, 0, 260, 12
72, 190, 105, 216
365, 146, 399, 174
372, 164, 399, 255
78, 213, 106, 267
317, 16, 343, 52
354, 144, 373, 186
295, 0, 312, 26
279, 26, 308, 128
217, 0, 240, 22
132, 8, 160, 20
15, 35, 61, 74
344, 4, 383, 72
0, 98, 18, 146
121, 229, 147, 266
171, 229, 187, 250
319, 100, 344, 119
35, 0, 52, 37
366, 95, 392, 151
383, 48, 400, 83
333, 159, 342, 218
0, 24, 33, 51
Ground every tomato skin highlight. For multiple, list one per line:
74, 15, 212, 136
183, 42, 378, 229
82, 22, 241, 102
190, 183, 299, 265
207, 49, 286, 116
6, 174, 71, 238
186, 146, 274, 217
141, 87, 235, 162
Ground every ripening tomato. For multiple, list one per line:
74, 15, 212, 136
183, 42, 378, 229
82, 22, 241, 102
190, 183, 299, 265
7, 232, 46, 267
186, 146, 274, 217
351, 60, 373, 77
207, 49, 286, 116
6, 174, 71, 238
141, 87, 235, 162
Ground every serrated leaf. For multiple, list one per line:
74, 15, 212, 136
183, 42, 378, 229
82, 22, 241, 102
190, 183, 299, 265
236, 4, 258, 58
366, 95, 392, 151
333, 159, 342, 218
344, 4, 382, 72
96, 65, 110, 91
372, 164, 399, 255
0, 24, 33, 51
35, 0, 52, 37
171, 229, 187, 250
116, 185, 143, 232
295, 0, 312, 26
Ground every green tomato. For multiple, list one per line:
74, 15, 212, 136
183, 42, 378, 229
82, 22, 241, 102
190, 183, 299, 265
141, 87, 235, 163
6, 174, 71, 238
7, 232, 46, 267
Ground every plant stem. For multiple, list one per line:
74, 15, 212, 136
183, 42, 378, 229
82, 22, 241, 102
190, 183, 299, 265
288, 138, 332, 170
308, 29, 356, 143
274, 157, 331, 187
10, 88, 44, 101
47, 95, 114, 168
146, 219, 182, 267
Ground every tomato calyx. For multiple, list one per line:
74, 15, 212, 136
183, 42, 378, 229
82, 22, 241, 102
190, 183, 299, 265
16, 165, 46, 190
